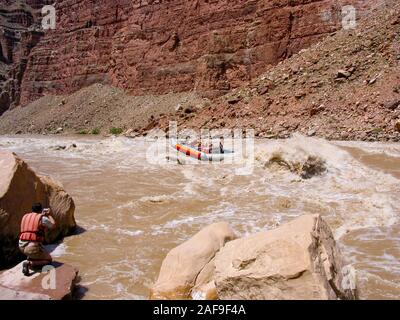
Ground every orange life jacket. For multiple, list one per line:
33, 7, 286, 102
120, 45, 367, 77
19, 213, 45, 243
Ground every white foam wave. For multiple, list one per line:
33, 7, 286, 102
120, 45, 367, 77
88, 224, 143, 237
115, 228, 144, 237
139, 195, 174, 203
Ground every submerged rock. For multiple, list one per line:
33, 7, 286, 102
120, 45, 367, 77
50, 145, 67, 151
214, 214, 357, 300
266, 153, 327, 179
0, 262, 78, 300
300, 156, 328, 179
150, 222, 237, 300
0, 151, 76, 266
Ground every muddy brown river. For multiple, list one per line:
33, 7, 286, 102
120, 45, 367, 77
0, 134, 399, 300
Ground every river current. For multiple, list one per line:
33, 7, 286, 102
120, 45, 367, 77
0, 134, 399, 299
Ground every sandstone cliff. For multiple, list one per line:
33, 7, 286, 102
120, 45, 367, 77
0, 0, 51, 114
1, 0, 379, 113
1, 0, 396, 142
157, 0, 400, 142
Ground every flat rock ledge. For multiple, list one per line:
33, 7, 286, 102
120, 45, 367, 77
0, 261, 78, 300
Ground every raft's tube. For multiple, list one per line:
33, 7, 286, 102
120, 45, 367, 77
170, 139, 232, 162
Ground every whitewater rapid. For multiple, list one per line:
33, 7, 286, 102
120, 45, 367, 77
0, 134, 399, 299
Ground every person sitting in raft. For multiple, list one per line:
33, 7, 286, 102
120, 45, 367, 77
219, 137, 225, 154
19, 203, 56, 276
185, 136, 191, 146
208, 143, 213, 154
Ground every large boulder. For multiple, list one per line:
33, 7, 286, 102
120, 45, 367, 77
0, 151, 76, 267
150, 222, 237, 300
214, 214, 357, 300
0, 261, 78, 300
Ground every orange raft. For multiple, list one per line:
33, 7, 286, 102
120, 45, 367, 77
172, 140, 233, 162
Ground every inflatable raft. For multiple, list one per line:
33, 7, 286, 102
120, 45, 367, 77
171, 139, 234, 162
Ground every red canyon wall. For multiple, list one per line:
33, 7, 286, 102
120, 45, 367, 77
1, 0, 380, 111
0, 0, 53, 113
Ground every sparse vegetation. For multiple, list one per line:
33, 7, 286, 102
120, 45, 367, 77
109, 127, 123, 135
91, 127, 100, 135
77, 129, 88, 135
370, 127, 383, 134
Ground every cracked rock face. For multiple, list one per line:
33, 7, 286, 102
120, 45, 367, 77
214, 214, 357, 300
149, 222, 237, 300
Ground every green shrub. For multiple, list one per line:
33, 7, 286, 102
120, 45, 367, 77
371, 127, 383, 134
91, 127, 100, 135
77, 129, 88, 135
109, 127, 123, 135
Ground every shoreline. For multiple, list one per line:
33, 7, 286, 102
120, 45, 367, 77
1, 130, 399, 143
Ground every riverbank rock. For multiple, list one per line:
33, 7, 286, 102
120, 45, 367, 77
150, 222, 237, 300
214, 214, 357, 300
0, 151, 76, 267
39, 176, 76, 242
0, 262, 78, 300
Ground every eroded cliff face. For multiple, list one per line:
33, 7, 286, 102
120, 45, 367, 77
2, 0, 379, 111
0, 0, 53, 114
